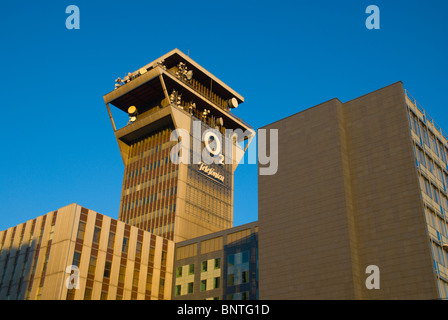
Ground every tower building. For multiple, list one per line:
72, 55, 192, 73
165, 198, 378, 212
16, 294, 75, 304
103, 49, 254, 243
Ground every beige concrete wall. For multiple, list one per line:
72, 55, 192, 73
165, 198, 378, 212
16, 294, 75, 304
344, 82, 437, 299
0, 203, 174, 300
258, 82, 439, 299
258, 98, 356, 299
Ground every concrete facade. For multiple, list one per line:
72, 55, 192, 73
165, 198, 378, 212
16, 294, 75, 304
103, 49, 254, 243
172, 221, 258, 300
258, 82, 440, 299
0, 203, 174, 300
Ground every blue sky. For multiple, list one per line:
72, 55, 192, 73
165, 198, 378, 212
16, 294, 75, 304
0, 0, 447, 231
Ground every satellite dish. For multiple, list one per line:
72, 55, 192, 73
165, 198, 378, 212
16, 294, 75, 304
217, 117, 224, 126
227, 98, 238, 109
130, 116, 137, 122
186, 70, 193, 81
128, 106, 137, 116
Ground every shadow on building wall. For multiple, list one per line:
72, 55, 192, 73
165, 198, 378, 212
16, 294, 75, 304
0, 240, 37, 300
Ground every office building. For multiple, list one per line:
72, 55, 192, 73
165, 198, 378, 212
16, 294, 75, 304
406, 90, 448, 298
3, 46, 448, 300
0, 203, 174, 300
258, 81, 448, 299
172, 221, 258, 300
0, 49, 255, 301
103, 49, 254, 242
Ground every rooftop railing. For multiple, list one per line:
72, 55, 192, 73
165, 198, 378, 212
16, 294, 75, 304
405, 89, 448, 142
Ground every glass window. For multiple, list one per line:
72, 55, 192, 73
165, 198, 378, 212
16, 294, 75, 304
66, 288, 76, 300
84, 288, 92, 300
227, 254, 234, 267
76, 222, 86, 240
72, 251, 81, 267
201, 261, 208, 272
93, 227, 101, 244
214, 277, 220, 289
214, 258, 221, 269
242, 270, 249, 283
416, 147, 426, 167
149, 246, 155, 264
103, 261, 111, 278
133, 269, 140, 286
122, 237, 128, 253
175, 285, 181, 296
135, 242, 142, 259
187, 282, 194, 294
146, 273, 153, 291
242, 251, 249, 264
227, 274, 234, 286
421, 124, 429, 145
176, 266, 183, 278
200, 280, 207, 292
161, 250, 167, 266
188, 264, 194, 275
118, 265, 126, 283
107, 231, 115, 249
88, 256, 97, 274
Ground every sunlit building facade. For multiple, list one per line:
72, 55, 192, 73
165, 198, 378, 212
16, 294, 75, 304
258, 82, 448, 299
406, 91, 448, 298
0, 203, 174, 300
103, 49, 254, 242
172, 222, 258, 300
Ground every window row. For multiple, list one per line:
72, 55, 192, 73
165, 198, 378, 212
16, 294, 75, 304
409, 110, 448, 166
425, 207, 448, 239
126, 155, 174, 181
415, 145, 448, 186
124, 171, 178, 196
174, 277, 221, 296
176, 258, 221, 278
128, 140, 175, 165
419, 176, 448, 211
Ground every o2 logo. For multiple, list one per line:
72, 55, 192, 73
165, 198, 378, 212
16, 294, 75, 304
203, 130, 225, 165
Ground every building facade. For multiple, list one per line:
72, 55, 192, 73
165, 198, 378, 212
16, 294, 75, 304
103, 49, 254, 243
258, 81, 446, 299
0, 203, 174, 300
172, 222, 258, 300
0, 202, 260, 300
0, 50, 257, 301
406, 90, 448, 298
3, 45, 447, 300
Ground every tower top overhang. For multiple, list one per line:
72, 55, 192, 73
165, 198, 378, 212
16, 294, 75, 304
103, 48, 251, 133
